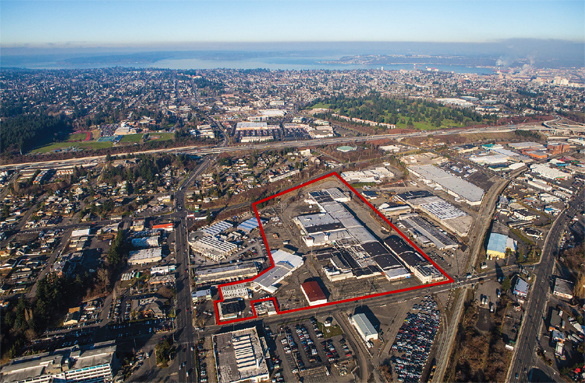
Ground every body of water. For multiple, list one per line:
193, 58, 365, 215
4, 54, 496, 74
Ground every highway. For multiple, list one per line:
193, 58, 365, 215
506, 187, 584, 382
0, 124, 539, 172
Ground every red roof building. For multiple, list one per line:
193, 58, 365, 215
301, 281, 328, 306
153, 223, 174, 232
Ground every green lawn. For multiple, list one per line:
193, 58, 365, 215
317, 322, 344, 338
149, 133, 174, 141
310, 102, 332, 109
119, 133, 144, 143
67, 132, 88, 141
31, 141, 113, 153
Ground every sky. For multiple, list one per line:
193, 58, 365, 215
1, 0, 584, 47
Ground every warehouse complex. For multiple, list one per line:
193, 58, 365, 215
298, 188, 443, 284
396, 191, 472, 236
213, 327, 270, 383
408, 165, 484, 205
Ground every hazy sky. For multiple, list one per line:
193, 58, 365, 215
2, 0, 584, 46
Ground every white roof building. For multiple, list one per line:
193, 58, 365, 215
252, 250, 304, 294
408, 165, 484, 205
530, 163, 571, 180
350, 313, 378, 342
190, 237, 238, 262
213, 327, 270, 383
128, 247, 163, 265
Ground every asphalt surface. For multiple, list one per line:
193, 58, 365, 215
506, 187, 584, 383
172, 154, 217, 381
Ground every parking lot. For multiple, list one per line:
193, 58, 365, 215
388, 297, 441, 382
268, 317, 355, 383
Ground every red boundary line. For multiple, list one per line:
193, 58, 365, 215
212, 172, 453, 325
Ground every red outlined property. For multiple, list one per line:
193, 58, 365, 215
212, 172, 454, 325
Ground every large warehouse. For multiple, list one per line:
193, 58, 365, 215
294, 200, 377, 248
408, 165, 484, 205
383, 235, 444, 284
128, 247, 162, 265
189, 236, 238, 262
194, 262, 258, 284
213, 327, 270, 383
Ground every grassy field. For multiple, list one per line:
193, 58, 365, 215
119, 133, 144, 143
310, 102, 332, 109
149, 133, 174, 141
67, 132, 89, 141
32, 141, 113, 153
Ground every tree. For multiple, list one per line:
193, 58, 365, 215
206, 209, 212, 225
502, 276, 511, 292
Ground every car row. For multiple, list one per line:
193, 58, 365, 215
390, 298, 440, 383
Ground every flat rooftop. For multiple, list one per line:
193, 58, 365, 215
213, 327, 269, 383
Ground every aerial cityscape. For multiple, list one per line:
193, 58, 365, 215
0, 1, 584, 383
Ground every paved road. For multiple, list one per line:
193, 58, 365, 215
506, 187, 584, 383
172, 155, 217, 381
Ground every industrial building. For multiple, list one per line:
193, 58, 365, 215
213, 327, 270, 383
221, 284, 250, 300
218, 298, 244, 321
127, 247, 163, 265
406, 195, 471, 236
397, 214, 459, 250
200, 221, 233, 237
253, 300, 277, 316
301, 281, 328, 306
237, 218, 266, 233
530, 163, 571, 180
340, 168, 394, 184
508, 142, 546, 151
131, 236, 160, 248
252, 250, 304, 294
383, 235, 444, 284
486, 232, 516, 260
294, 200, 377, 248
376, 202, 412, 216
350, 313, 379, 342
189, 236, 238, 262
553, 278, 574, 300
0, 341, 116, 383
194, 262, 258, 284
408, 165, 484, 205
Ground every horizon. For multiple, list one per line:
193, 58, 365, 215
2, 1, 583, 47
